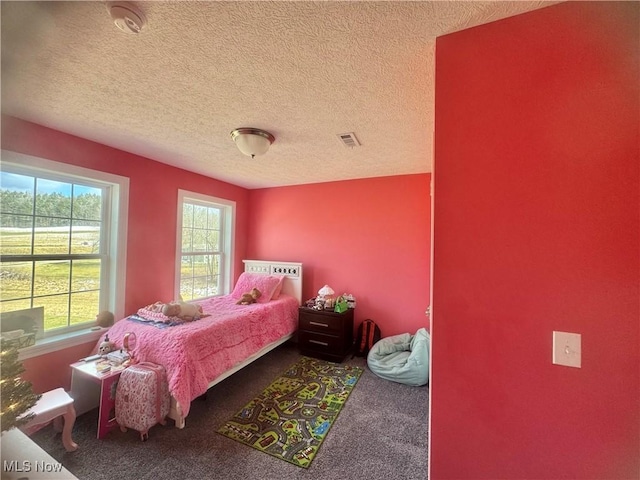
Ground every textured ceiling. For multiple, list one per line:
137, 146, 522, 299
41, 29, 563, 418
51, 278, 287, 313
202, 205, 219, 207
1, 1, 556, 189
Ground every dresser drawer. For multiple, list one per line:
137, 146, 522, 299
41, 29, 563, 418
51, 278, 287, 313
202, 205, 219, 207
299, 312, 344, 334
299, 330, 344, 352
297, 307, 354, 362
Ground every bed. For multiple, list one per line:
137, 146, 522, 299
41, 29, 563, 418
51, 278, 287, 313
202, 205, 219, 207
93, 259, 302, 428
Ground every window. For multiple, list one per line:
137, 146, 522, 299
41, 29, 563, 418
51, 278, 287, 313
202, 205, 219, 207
0, 151, 128, 341
176, 190, 235, 301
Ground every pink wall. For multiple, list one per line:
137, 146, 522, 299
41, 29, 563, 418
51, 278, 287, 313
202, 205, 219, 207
247, 175, 431, 337
2, 115, 251, 392
431, 2, 639, 479
20, 344, 93, 395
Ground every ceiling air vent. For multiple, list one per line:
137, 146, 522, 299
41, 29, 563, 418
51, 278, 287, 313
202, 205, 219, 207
337, 132, 361, 148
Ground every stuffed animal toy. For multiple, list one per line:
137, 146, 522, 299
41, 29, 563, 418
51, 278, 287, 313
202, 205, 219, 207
162, 302, 203, 321
236, 288, 261, 305
96, 310, 114, 328
98, 334, 115, 355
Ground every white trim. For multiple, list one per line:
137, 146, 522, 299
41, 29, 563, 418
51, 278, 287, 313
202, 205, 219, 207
428, 163, 435, 479
106, 170, 129, 321
1, 150, 128, 189
175, 189, 236, 299
0, 150, 129, 323
17, 327, 106, 361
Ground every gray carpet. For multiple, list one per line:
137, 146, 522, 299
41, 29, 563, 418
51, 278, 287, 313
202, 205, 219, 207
32, 342, 429, 480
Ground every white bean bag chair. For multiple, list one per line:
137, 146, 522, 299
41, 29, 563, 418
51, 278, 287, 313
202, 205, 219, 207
367, 328, 430, 386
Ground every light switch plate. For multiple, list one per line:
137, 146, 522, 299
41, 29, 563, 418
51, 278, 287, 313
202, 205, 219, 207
552, 331, 581, 368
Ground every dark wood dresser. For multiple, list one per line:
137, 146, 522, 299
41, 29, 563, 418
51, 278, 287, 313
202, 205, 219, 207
298, 307, 354, 362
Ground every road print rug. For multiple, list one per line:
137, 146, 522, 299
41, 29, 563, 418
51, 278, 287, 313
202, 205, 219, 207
217, 356, 363, 468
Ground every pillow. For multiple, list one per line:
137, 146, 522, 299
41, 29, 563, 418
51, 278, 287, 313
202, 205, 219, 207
231, 272, 283, 304
270, 275, 286, 300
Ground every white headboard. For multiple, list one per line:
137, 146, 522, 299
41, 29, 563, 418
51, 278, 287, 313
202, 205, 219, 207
242, 260, 303, 305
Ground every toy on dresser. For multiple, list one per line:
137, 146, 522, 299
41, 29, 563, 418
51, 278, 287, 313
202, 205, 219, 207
98, 335, 115, 355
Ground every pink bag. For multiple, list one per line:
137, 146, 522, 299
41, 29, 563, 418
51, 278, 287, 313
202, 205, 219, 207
115, 362, 170, 441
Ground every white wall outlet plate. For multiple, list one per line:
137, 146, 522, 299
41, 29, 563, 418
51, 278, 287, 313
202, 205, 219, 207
552, 331, 581, 368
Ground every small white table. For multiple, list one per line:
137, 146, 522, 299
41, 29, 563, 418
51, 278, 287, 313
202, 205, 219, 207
69, 360, 125, 439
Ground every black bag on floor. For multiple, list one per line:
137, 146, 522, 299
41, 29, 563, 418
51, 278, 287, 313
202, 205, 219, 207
354, 319, 381, 357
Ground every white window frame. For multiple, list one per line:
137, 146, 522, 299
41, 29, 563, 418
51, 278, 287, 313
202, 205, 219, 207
174, 190, 235, 300
0, 150, 128, 359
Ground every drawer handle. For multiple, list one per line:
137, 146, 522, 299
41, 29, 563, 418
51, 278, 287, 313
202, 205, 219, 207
309, 321, 329, 327
309, 340, 329, 346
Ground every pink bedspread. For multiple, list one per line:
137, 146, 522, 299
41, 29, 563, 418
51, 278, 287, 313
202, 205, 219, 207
93, 294, 298, 417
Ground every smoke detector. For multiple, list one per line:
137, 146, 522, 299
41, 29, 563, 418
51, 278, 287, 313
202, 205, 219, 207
107, 2, 147, 34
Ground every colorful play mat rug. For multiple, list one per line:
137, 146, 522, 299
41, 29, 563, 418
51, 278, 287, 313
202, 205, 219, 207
217, 356, 363, 468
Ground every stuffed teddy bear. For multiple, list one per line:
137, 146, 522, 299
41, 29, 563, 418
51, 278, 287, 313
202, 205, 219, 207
162, 301, 203, 321
236, 288, 261, 305
96, 310, 114, 328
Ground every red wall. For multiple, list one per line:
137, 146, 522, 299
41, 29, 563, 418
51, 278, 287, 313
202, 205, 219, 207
247, 175, 431, 337
2, 115, 251, 392
431, 2, 639, 479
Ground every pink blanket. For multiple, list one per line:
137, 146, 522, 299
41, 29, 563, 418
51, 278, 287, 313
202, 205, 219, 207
94, 294, 298, 417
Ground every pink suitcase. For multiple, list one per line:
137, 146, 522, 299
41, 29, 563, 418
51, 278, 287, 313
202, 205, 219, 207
115, 362, 170, 441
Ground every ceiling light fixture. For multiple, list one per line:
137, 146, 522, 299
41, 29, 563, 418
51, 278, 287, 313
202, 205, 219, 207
107, 2, 147, 34
230, 128, 275, 158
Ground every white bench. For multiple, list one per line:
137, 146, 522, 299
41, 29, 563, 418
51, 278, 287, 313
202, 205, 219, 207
20, 388, 78, 452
